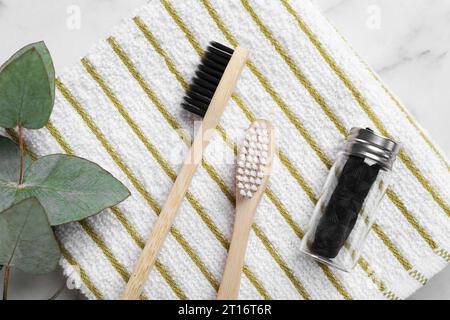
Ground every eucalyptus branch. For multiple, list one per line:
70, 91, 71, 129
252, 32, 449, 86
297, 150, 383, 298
2, 264, 10, 300
2, 125, 25, 300
0, 41, 130, 301
18, 125, 24, 184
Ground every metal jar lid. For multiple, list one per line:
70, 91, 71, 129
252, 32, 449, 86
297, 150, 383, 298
343, 127, 400, 170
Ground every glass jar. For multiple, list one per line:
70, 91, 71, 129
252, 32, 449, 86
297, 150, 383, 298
300, 128, 400, 272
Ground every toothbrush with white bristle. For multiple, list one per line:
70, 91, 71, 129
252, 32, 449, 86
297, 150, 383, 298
217, 119, 275, 300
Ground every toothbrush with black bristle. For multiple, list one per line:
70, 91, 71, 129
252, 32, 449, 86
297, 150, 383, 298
217, 119, 275, 300
122, 41, 249, 300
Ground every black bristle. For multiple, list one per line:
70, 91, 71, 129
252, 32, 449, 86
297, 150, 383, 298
187, 90, 211, 106
202, 57, 227, 73
195, 70, 220, 87
198, 64, 223, 80
192, 77, 218, 93
189, 83, 214, 99
211, 41, 234, 55
204, 50, 230, 66
182, 41, 234, 117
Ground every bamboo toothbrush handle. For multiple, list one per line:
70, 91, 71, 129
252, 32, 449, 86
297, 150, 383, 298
122, 47, 249, 300
217, 200, 259, 300
217, 120, 274, 300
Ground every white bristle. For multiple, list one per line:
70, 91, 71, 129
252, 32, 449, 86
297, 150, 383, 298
237, 121, 271, 198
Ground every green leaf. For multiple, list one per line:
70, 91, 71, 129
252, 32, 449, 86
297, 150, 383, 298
0, 136, 130, 225
0, 198, 60, 274
0, 136, 32, 211
0, 41, 55, 129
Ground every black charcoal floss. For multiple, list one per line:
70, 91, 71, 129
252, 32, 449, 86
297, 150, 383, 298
301, 128, 400, 272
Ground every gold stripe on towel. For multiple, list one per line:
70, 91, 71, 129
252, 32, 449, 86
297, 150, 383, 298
60, 245, 104, 299
132, 21, 314, 205
108, 26, 315, 299
358, 257, 399, 300
253, 224, 311, 300
239, 0, 436, 278
190, 0, 413, 295
56, 79, 220, 293
131, 17, 331, 299
48, 118, 187, 299
301, 0, 450, 172
102, 38, 274, 299
191, 0, 331, 167
368, 70, 450, 172
397, 150, 449, 217
319, 264, 352, 300
78, 220, 148, 300
387, 189, 450, 262
81, 55, 271, 298
240, 0, 347, 136
109, 207, 188, 299
136, 8, 350, 299
278, 0, 450, 258
274, 0, 449, 217
174, 0, 386, 298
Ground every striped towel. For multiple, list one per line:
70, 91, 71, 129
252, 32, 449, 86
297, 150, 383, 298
3, 0, 449, 300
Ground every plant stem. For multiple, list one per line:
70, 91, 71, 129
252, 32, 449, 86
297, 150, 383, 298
2, 266, 10, 300
2, 125, 25, 300
18, 125, 24, 184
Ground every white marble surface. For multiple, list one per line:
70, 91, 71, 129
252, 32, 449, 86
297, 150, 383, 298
0, 0, 448, 300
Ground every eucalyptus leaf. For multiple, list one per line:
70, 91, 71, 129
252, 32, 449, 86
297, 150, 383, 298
0, 198, 60, 274
0, 136, 32, 211
0, 136, 130, 225
0, 41, 55, 129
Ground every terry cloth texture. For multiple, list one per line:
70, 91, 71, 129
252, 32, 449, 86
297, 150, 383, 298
4, 0, 449, 300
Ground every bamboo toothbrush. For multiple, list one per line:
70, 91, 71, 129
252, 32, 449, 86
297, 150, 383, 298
217, 119, 275, 300
122, 42, 249, 300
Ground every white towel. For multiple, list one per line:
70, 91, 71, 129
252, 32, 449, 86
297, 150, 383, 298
5, 0, 449, 300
